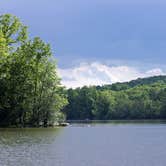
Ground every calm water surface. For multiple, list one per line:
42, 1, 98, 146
0, 122, 166, 166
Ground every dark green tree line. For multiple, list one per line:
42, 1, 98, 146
64, 77, 166, 120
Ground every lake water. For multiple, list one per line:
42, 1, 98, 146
0, 122, 166, 166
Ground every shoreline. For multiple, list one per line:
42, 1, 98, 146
0, 119, 166, 128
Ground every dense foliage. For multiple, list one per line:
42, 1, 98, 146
0, 14, 67, 127
64, 76, 166, 120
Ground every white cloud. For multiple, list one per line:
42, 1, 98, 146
58, 62, 166, 88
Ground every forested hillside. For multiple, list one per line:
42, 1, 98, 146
96, 76, 166, 91
64, 76, 166, 120
0, 14, 67, 127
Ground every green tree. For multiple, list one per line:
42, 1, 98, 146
0, 14, 67, 127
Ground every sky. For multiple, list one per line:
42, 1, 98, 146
1, 0, 166, 88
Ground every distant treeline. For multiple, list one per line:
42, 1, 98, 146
0, 14, 67, 127
63, 76, 166, 120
